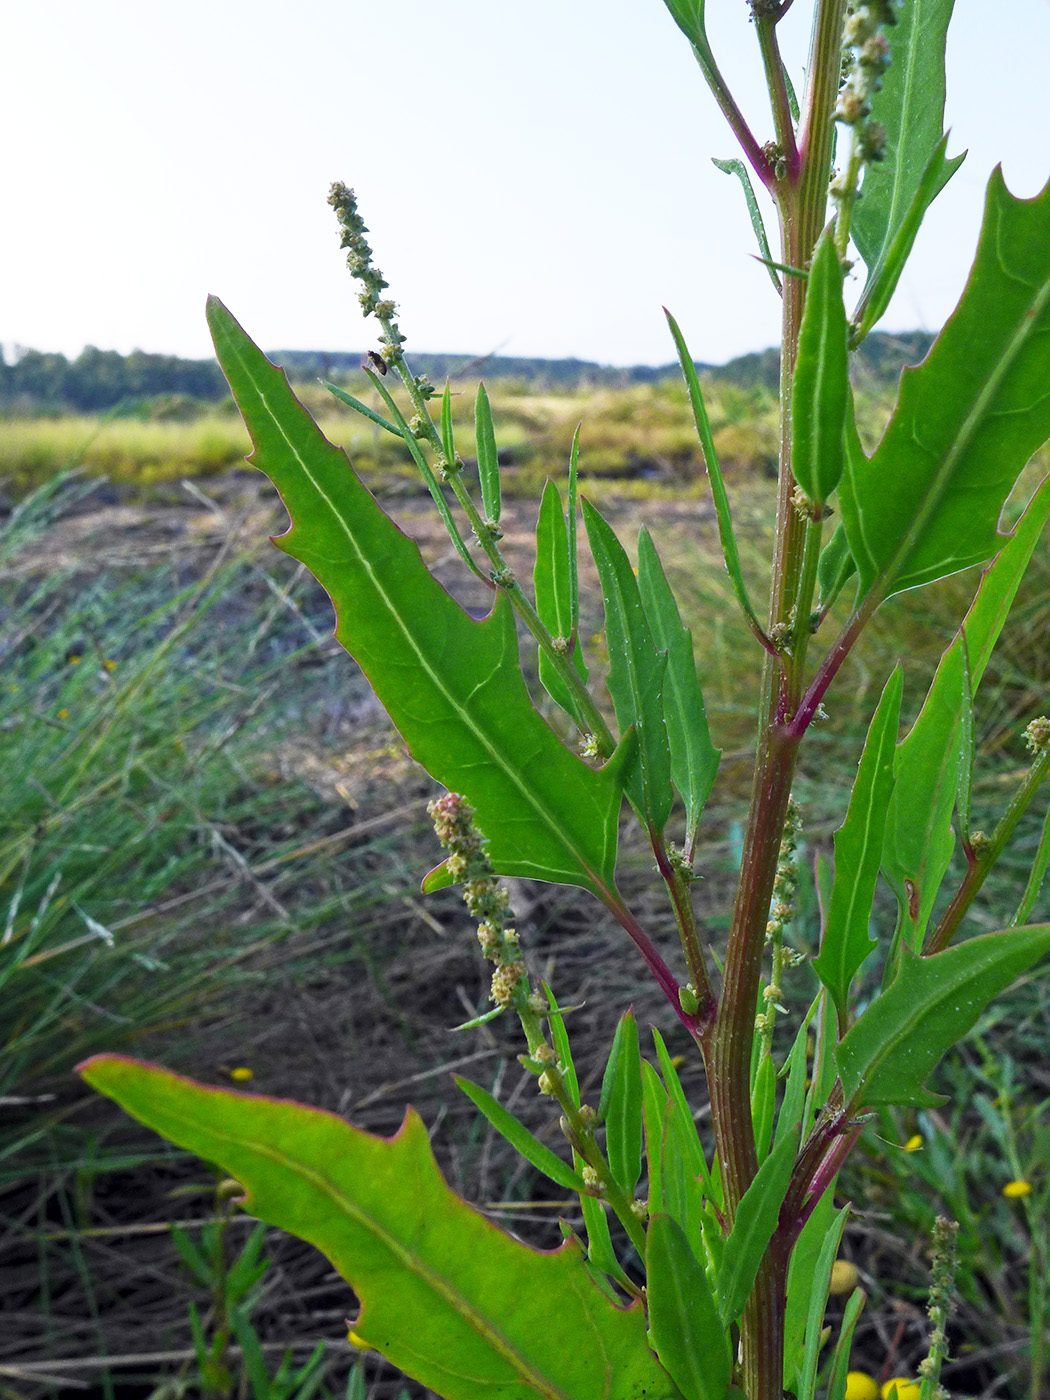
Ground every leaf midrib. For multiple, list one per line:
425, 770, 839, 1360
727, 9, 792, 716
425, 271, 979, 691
230, 336, 612, 894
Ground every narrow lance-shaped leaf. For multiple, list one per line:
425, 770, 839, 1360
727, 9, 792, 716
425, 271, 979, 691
454, 1077, 587, 1194
852, 0, 961, 298
439, 381, 456, 467
651, 1027, 716, 1200
956, 636, 975, 846
825, 1288, 867, 1400
81, 1057, 678, 1400
646, 1214, 731, 1400
637, 529, 720, 848
792, 233, 849, 506
816, 521, 856, 615
584, 502, 673, 833
882, 478, 1050, 949
837, 926, 1050, 1108
716, 1126, 798, 1327
208, 297, 627, 897
813, 665, 903, 1020
712, 157, 781, 293
642, 1061, 703, 1257
534, 480, 588, 725
599, 1007, 644, 1196
473, 383, 501, 524
852, 134, 964, 346
324, 381, 401, 436
664, 308, 765, 639
840, 172, 1050, 600
794, 1205, 850, 1400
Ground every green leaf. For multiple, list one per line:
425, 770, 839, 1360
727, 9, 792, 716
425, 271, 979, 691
454, 1077, 587, 1193
81, 1057, 677, 1400
712, 158, 780, 294
825, 1288, 867, 1400
1010, 790, 1050, 927
651, 1028, 715, 1199
852, 134, 965, 346
323, 381, 401, 436
716, 1126, 798, 1327
882, 478, 1050, 947
439, 381, 456, 467
208, 297, 626, 897
664, 308, 764, 639
816, 521, 856, 615
584, 502, 673, 833
567, 426, 582, 638
774, 1001, 817, 1149
794, 1205, 850, 1400
646, 1214, 731, 1400
599, 1008, 644, 1195
852, 0, 961, 292
543, 984, 580, 1107
578, 1192, 635, 1295
783, 1188, 837, 1391
661, 0, 707, 48
836, 926, 1050, 1108
474, 383, 501, 524
956, 638, 975, 845
750, 1053, 775, 1164
813, 666, 902, 1019
791, 233, 849, 506
642, 1062, 703, 1257
637, 529, 720, 847
534, 480, 589, 724
841, 172, 1050, 600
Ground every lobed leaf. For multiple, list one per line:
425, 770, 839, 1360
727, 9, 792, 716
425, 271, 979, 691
813, 665, 902, 1019
637, 529, 720, 847
81, 1057, 677, 1400
836, 927, 1050, 1108
791, 233, 849, 506
208, 297, 626, 897
584, 503, 673, 832
646, 1214, 730, 1400
841, 172, 1050, 600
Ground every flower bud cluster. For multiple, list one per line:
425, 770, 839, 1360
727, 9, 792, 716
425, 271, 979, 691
917, 1215, 957, 1400
428, 792, 525, 1009
766, 799, 802, 944
328, 182, 407, 362
833, 2, 899, 163
1025, 715, 1050, 756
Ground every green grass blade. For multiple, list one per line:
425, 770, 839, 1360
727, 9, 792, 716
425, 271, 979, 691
851, 0, 958, 285
837, 927, 1050, 1108
712, 158, 780, 293
208, 296, 626, 896
598, 1008, 644, 1196
637, 529, 720, 849
813, 665, 902, 1019
791, 233, 849, 506
454, 1076, 587, 1192
646, 1213, 731, 1400
473, 383, 501, 524
323, 382, 402, 436
584, 502, 673, 833
664, 308, 765, 641
841, 173, 1050, 600
81, 1057, 677, 1400
716, 1126, 798, 1327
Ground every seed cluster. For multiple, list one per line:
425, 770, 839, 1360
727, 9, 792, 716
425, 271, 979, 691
834, 2, 899, 161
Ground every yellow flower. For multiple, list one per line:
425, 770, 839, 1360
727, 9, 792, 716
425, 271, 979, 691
829, 1259, 860, 1296
57, 709, 70, 720
68, 654, 82, 666
881, 1380, 921, 1400
230, 1066, 254, 1082
903, 1134, 923, 1152
103, 658, 118, 672
844, 1373, 879, 1400
670, 1054, 687, 1069
1003, 1179, 1032, 1199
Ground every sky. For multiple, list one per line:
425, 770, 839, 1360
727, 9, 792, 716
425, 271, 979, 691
3, 1, 1050, 369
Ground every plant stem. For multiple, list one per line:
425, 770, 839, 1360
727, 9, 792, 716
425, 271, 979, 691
651, 831, 717, 1038
706, 4, 849, 1396
755, 16, 800, 181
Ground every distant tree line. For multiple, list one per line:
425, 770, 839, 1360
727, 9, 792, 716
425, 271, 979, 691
0, 330, 935, 414
0, 345, 227, 412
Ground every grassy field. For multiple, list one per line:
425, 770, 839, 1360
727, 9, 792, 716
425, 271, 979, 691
2, 374, 1050, 1399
